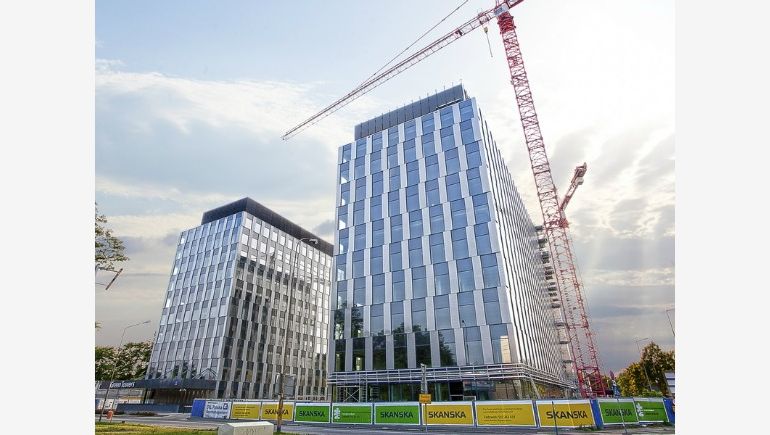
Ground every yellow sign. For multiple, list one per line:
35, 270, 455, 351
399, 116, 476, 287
536, 401, 594, 428
419, 394, 432, 404
260, 403, 294, 421
476, 402, 536, 426
425, 403, 474, 425
230, 403, 261, 419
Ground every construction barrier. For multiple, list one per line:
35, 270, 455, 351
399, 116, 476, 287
191, 396, 674, 429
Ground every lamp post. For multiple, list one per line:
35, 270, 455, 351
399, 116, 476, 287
634, 337, 654, 393
665, 308, 675, 338
277, 237, 318, 433
99, 320, 150, 422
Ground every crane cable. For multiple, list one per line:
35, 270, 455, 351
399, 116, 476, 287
354, 0, 471, 93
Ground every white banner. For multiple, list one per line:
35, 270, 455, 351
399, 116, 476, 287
203, 401, 231, 419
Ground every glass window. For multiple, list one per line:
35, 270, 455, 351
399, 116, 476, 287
338, 205, 348, 230
354, 157, 366, 179
392, 271, 405, 302
372, 219, 385, 246
412, 266, 427, 298
406, 161, 420, 186
434, 262, 450, 295
429, 205, 444, 233
355, 138, 367, 157
451, 228, 469, 259
389, 241, 402, 271
422, 133, 435, 157
406, 184, 420, 211
390, 214, 403, 242
474, 223, 492, 255
370, 245, 383, 275
353, 200, 365, 225
388, 191, 400, 217
415, 330, 432, 366
422, 113, 435, 133
434, 295, 451, 329
389, 167, 401, 191
391, 301, 405, 335
353, 337, 365, 371
372, 132, 383, 151
467, 167, 483, 195
341, 144, 351, 163
370, 196, 382, 221
445, 148, 460, 175
373, 335, 386, 369
340, 163, 350, 184
336, 283, 347, 310
425, 154, 439, 181
465, 140, 481, 166
353, 277, 366, 307
372, 274, 385, 304
352, 250, 364, 278
388, 126, 399, 147
459, 100, 473, 121
450, 199, 467, 229
457, 258, 475, 292
440, 128, 455, 151
408, 210, 423, 237
481, 254, 499, 288
429, 233, 445, 263
445, 174, 462, 201
334, 338, 346, 370
404, 119, 416, 140
393, 332, 407, 368
408, 237, 423, 267
387, 141, 399, 168
340, 182, 350, 206
370, 149, 382, 173
464, 326, 484, 365
473, 193, 491, 224
336, 258, 346, 281
490, 324, 511, 363
438, 329, 456, 366
440, 106, 454, 127
425, 179, 440, 206
370, 304, 385, 336
354, 224, 366, 250
412, 298, 427, 332
372, 171, 384, 196
351, 307, 364, 338
458, 292, 476, 327
404, 138, 417, 162
460, 120, 475, 145
355, 177, 366, 201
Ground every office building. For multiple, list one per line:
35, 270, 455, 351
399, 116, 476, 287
329, 85, 572, 402
144, 198, 333, 404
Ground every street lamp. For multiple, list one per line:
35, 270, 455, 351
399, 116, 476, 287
99, 320, 151, 422
634, 337, 654, 393
276, 237, 318, 433
665, 308, 675, 337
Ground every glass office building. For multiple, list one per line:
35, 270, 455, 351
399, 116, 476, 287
145, 198, 333, 404
329, 86, 572, 402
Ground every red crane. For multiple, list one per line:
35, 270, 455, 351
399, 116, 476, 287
283, 0, 606, 398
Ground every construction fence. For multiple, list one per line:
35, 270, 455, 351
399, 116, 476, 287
191, 397, 674, 429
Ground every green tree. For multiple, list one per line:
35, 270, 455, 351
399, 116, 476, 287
95, 204, 128, 271
95, 341, 152, 380
616, 342, 674, 397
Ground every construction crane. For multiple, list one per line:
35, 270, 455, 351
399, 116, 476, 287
283, 1, 606, 398
559, 163, 587, 220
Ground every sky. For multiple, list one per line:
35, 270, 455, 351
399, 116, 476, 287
94, 0, 675, 375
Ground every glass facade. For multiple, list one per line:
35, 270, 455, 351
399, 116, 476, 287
147, 199, 332, 400
328, 86, 571, 402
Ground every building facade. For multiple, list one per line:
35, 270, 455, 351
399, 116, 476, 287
145, 198, 333, 404
329, 85, 573, 402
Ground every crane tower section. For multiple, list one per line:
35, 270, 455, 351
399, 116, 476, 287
496, 10, 604, 398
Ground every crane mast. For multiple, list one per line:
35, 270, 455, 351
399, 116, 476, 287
496, 11, 604, 397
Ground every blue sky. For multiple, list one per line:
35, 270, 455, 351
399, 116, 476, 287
95, 0, 675, 374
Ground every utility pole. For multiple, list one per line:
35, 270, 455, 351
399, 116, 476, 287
665, 308, 675, 337
99, 320, 150, 421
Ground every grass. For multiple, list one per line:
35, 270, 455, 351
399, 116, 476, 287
95, 422, 215, 435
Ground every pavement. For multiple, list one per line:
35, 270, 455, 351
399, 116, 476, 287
98, 413, 676, 434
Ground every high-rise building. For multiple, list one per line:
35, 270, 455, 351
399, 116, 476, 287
328, 85, 572, 402
145, 198, 333, 404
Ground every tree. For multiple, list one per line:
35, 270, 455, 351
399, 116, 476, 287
616, 342, 674, 397
95, 341, 152, 380
95, 204, 128, 272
